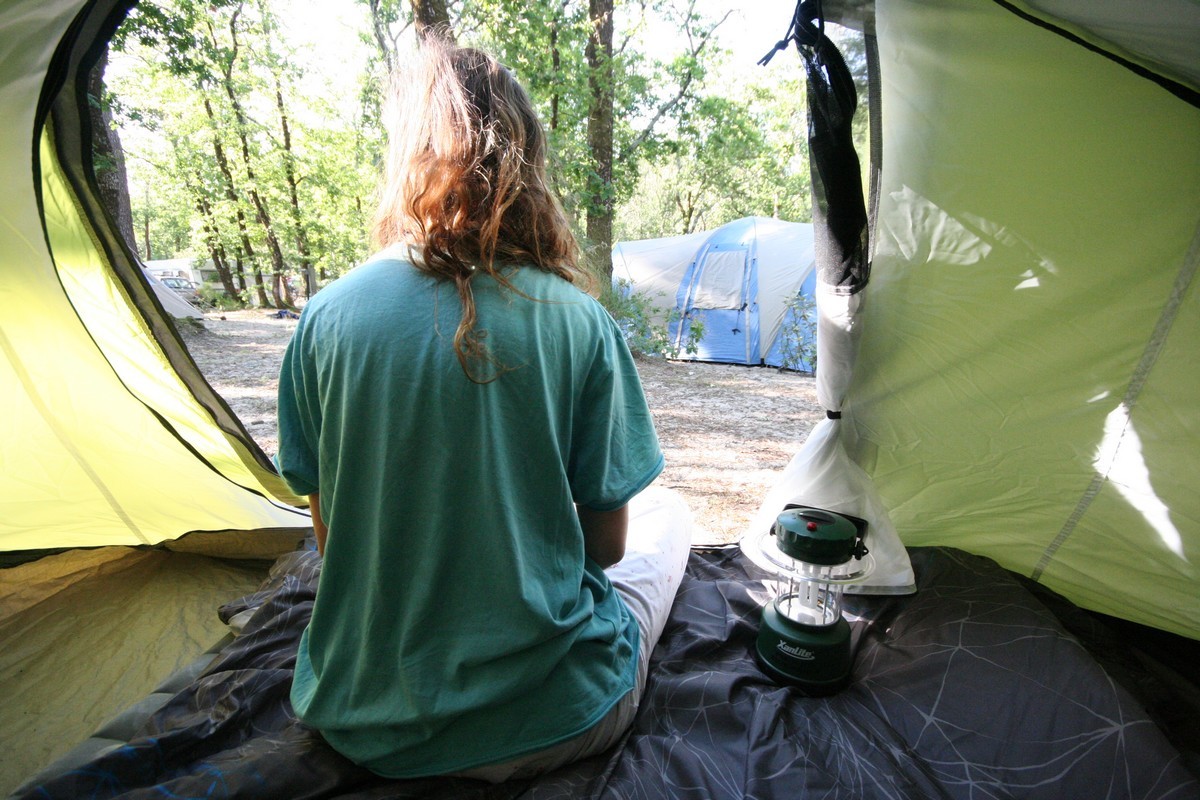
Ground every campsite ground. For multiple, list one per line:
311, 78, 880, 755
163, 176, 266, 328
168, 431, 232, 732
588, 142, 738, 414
178, 310, 824, 544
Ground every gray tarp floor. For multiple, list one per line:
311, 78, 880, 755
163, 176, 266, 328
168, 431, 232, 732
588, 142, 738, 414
10, 545, 1200, 799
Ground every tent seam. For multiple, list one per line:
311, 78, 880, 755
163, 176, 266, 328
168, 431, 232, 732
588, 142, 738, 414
1034, 215, 1200, 580
989, 0, 1200, 109
0, 326, 151, 546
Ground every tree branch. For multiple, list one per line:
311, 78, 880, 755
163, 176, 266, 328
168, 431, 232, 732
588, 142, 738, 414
619, 7, 731, 163
615, 0, 648, 56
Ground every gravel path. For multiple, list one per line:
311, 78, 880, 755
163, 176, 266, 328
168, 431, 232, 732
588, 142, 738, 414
179, 310, 823, 544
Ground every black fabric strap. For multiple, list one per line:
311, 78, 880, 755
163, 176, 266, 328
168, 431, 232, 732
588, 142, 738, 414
768, 0, 870, 298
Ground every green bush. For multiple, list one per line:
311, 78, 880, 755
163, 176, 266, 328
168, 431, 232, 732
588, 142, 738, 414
775, 291, 817, 373
603, 279, 705, 359
198, 285, 247, 311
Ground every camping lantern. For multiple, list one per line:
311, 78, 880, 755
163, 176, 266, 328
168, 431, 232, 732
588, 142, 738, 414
754, 507, 873, 694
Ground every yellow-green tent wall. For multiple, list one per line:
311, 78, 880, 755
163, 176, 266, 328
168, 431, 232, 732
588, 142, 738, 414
1, 1, 311, 789
847, 0, 1200, 638
0, 0, 309, 554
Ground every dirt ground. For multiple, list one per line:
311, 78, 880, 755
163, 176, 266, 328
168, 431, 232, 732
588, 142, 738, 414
178, 309, 824, 544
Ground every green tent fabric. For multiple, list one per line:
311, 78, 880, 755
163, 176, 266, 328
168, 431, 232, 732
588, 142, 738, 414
750, 0, 1198, 640
0, 0, 310, 789
1, 0, 310, 554
840, 0, 1199, 638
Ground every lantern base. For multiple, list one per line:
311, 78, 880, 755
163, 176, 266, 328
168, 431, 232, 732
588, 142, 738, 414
755, 603, 852, 695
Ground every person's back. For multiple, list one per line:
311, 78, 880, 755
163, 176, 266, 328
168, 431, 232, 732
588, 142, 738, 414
275, 40, 691, 783
280, 256, 659, 776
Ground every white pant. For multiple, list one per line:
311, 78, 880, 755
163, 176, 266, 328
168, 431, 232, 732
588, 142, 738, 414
453, 486, 693, 782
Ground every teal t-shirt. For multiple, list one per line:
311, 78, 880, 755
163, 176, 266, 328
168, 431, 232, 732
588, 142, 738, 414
276, 250, 664, 777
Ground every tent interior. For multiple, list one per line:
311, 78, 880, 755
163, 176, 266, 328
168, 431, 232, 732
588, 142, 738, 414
1, 0, 1198, 797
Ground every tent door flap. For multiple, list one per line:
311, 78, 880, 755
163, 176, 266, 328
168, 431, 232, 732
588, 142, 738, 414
675, 245, 759, 363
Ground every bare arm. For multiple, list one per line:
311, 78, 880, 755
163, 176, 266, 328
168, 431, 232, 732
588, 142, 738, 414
577, 504, 628, 569
309, 493, 328, 556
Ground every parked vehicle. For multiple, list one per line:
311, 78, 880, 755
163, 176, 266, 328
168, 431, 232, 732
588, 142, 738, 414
159, 276, 201, 304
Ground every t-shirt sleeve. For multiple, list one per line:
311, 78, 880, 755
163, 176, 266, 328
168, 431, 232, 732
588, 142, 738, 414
276, 316, 321, 497
568, 311, 664, 511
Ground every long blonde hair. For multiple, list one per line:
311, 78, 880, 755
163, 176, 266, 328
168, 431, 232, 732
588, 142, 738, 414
372, 41, 583, 381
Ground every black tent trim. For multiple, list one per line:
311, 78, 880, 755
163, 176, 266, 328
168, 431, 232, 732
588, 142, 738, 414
34, 0, 307, 511
991, 0, 1200, 109
791, 0, 871, 296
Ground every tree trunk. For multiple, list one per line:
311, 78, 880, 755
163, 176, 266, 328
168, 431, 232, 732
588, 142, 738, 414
142, 198, 152, 260
676, 190, 697, 235
189, 174, 240, 299
233, 258, 247, 293
366, 0, 398, 71
203, 96, 259, 298
275, 78, 313, 299
208, 10, 291, 309
410, 0, 453, 41
251, 267, 270, 307
87, 50, 137, 254
549, 1, 568, 131
586, 0, 615, 281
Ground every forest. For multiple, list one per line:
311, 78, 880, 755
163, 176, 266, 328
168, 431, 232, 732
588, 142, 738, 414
94, 0, 865, 310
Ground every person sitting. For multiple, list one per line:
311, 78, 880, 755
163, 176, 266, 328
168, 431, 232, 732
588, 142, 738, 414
275, 40, 692, 783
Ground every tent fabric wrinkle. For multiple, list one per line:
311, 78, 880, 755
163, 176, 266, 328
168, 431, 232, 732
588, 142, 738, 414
0, 548, 269, 791
745, 419, 917, 594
